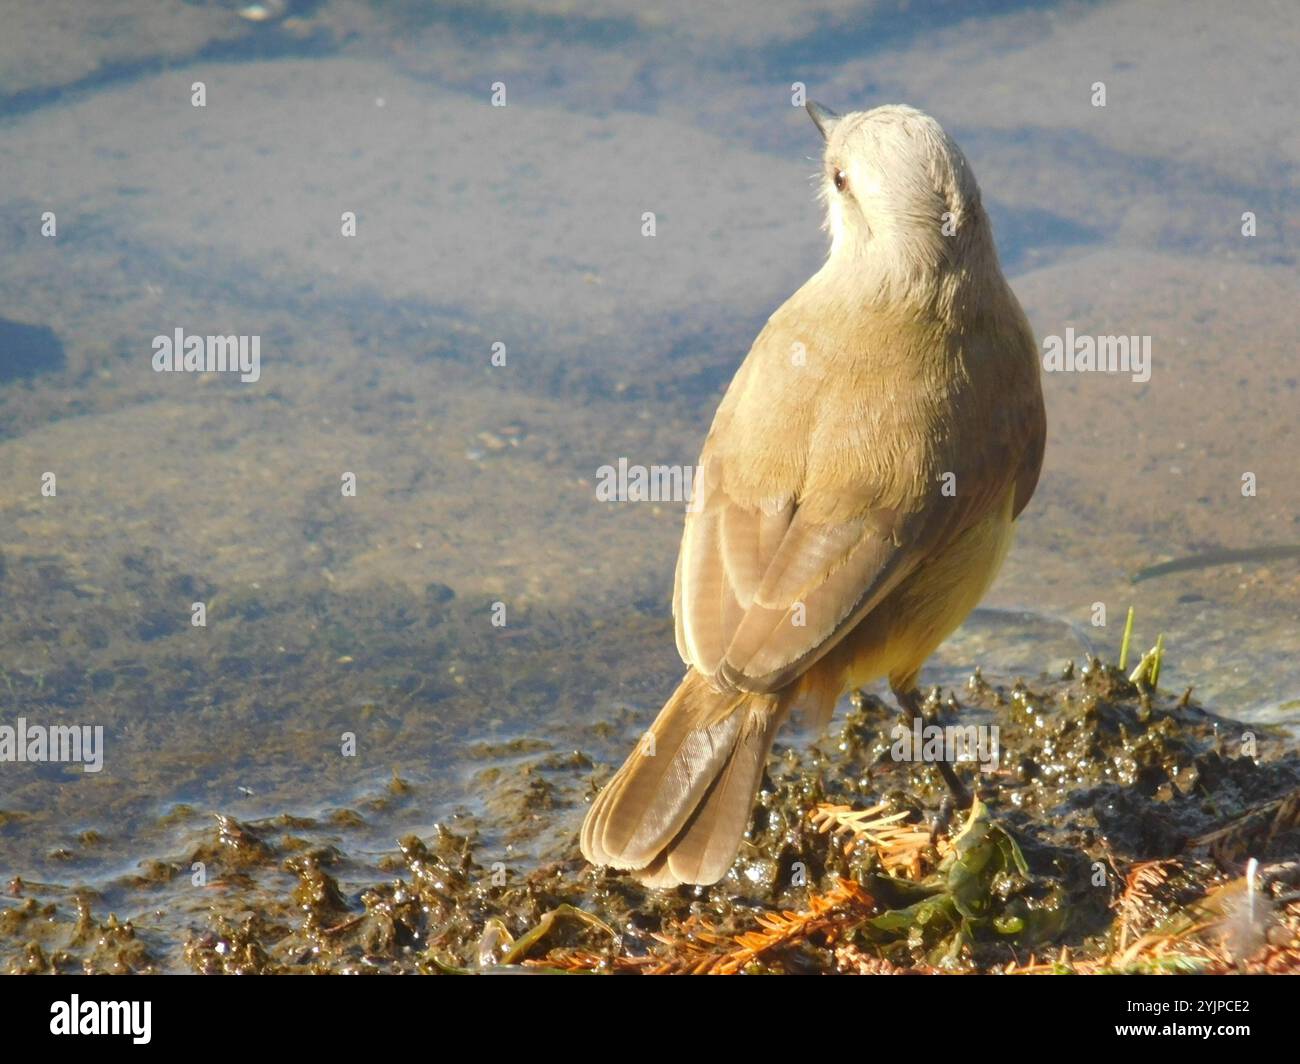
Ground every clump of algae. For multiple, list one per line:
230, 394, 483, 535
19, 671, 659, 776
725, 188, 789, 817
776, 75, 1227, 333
5, 650, 1299, 975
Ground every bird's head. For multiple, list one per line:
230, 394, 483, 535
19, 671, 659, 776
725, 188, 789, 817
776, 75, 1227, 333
807, 102, 992, 292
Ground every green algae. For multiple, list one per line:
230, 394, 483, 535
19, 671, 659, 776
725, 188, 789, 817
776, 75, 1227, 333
5, 652, 1297, 974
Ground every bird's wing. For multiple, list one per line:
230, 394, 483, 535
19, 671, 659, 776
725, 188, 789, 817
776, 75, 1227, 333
673, 450, 951, 693
1012, 400, 1046, 520
1005, 302, 1047, 520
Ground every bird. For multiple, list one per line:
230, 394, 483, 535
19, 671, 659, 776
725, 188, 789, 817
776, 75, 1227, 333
580, 101, 1046, 888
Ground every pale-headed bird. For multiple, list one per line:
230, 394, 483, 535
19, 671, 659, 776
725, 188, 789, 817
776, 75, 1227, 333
581, 102, 1046, 887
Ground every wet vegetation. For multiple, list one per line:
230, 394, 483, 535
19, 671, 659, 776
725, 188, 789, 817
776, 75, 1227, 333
5, 649, 1298, 974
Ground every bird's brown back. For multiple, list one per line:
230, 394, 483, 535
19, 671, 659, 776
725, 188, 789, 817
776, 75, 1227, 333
673, 254, 1044, 697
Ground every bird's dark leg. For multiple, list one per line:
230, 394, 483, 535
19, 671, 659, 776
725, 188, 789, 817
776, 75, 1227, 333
892, 685, 972, 808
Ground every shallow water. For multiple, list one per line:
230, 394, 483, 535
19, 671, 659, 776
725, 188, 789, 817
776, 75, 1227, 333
0, 0, 1297, 970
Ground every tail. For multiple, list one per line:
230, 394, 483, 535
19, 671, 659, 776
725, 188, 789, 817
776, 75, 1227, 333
580, 670, 783, 887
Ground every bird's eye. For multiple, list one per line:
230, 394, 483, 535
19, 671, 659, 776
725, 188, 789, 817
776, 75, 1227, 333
833, 169, 848, 192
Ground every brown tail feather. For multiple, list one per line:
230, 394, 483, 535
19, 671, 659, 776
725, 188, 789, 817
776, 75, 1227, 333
581, 670, 783, 886
658, 711, 779, 885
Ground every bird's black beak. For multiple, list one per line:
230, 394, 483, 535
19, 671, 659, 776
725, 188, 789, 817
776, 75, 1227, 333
806, 100, 840, 141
